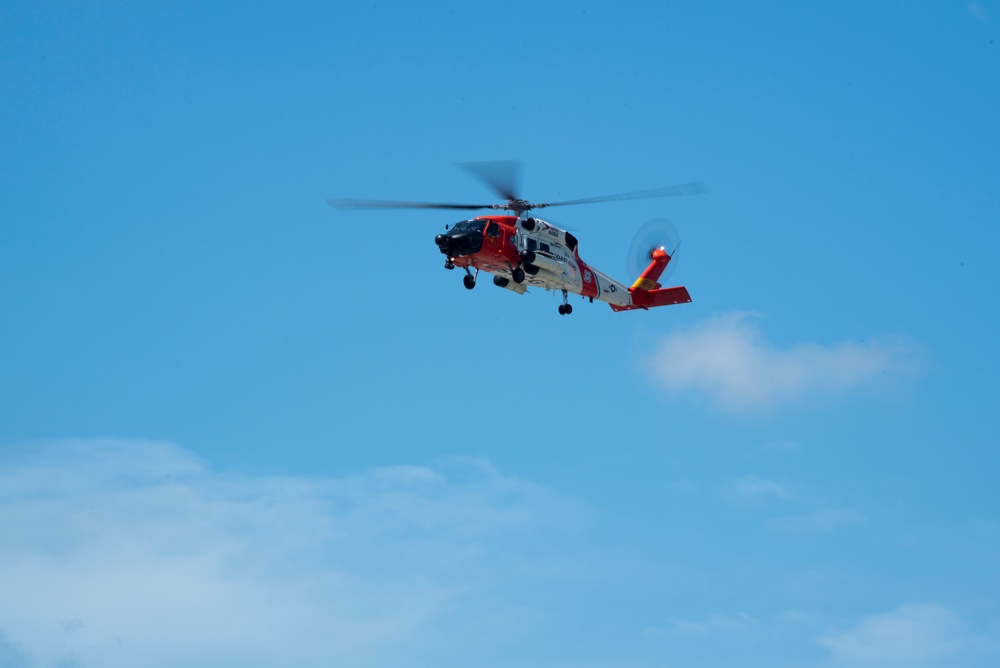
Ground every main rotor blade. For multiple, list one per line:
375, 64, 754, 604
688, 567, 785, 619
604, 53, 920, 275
458, 160, 522, 201
538, 181, 707, 209
327, 198, 493, 211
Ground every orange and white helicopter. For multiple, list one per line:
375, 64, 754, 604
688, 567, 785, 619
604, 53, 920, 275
328, 161, 703, 315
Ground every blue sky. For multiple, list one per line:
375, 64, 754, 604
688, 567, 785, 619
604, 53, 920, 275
2, 1, 999, 666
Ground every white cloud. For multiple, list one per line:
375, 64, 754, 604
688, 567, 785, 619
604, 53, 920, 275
818, 604, 968, 666
645, 312, 921, 411
0, 439, 586, 668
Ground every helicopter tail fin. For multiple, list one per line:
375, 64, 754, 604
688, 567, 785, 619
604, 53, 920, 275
609, 249, 691, 312
630, 248, 670, 290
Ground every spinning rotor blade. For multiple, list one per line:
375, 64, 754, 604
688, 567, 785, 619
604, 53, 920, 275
627, 217, 683, 283
539, 181, 706, 209
458, 160, 522, 201
328, 168, 705, 217
327, 198, 493, 211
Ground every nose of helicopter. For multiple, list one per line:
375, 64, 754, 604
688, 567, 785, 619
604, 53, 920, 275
435, 229, 483, 257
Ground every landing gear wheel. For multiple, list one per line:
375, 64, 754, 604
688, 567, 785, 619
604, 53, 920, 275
463, 274, 476, 290
444, 261, 455, 270
559, 290, 572, 315
512, 267, 525, 284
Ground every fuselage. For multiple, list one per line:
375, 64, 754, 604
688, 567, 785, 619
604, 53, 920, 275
434, 215, 632, 307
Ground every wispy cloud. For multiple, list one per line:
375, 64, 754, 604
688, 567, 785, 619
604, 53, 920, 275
818, 604, 970, 666
723, 473, 866, 534
732, 474, 790, 501
969, 2, 990, 24
642, 612, 759, 639
0, 439, 586, 668
758, 439, 801, 453
0, 632, 28, 668
645, 312, 921, 411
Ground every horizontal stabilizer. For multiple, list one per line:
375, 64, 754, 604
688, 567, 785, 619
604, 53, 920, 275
610, 286, 692, 312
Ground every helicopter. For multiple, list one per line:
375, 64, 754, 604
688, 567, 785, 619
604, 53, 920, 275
328, 161, 703, 315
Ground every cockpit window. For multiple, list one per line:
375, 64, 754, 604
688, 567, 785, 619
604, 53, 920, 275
451, 219, 487, 235
485, 221, 500, 237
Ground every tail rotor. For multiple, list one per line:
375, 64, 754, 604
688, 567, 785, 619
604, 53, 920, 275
627, 217, 682, 283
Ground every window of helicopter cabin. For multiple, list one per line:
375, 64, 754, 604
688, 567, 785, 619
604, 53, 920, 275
469, 220, 486, 234
527, 238, 537, 251
485, 221, 500, 237
540, 242, 551, 253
